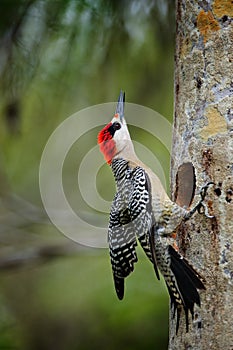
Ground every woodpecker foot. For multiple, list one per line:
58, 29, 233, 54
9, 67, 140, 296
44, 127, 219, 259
185, 182, 214, 220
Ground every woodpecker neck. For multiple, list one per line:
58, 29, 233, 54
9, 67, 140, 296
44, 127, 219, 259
112, 139, 139, 164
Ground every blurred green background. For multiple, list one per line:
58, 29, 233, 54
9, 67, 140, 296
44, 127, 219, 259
0, 0, 175, 349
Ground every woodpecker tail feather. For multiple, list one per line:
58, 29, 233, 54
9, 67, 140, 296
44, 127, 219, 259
114, 275, 124, 300
167, 245, 205, 333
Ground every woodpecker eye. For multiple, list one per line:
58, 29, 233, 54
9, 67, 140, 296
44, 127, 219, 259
113, 122, 121, 130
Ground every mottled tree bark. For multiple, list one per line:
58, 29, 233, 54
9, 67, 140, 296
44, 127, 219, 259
169, 1, 233, 349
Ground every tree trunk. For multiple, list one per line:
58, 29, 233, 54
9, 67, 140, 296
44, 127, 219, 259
169, 0, 233, 349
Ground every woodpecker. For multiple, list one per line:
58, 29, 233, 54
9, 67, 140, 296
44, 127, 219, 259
98, 91, 211, 333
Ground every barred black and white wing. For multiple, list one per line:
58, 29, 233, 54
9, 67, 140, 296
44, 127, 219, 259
109, 159, 159, 299
128, 167, 160, 280
108, 191, 138, 300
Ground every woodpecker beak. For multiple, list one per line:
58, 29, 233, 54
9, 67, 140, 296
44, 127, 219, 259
115, 90, 125, 122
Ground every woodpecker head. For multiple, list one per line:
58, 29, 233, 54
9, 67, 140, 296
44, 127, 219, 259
98, 91, 134, 164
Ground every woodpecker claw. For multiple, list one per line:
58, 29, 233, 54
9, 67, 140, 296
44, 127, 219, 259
199, 181, 214, 200
198, 202, 214, 218
185, 182, 215, 220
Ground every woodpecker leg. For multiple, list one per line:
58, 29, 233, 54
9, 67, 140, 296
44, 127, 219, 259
184, 182, 214, 221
